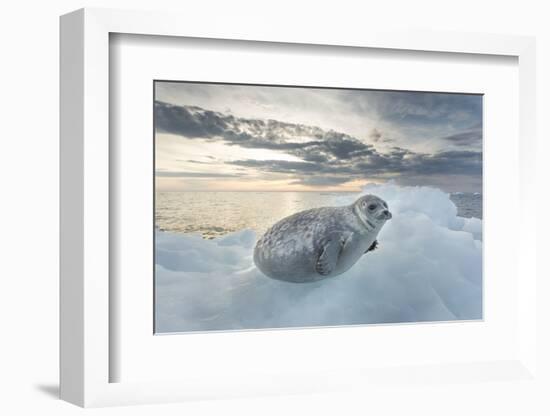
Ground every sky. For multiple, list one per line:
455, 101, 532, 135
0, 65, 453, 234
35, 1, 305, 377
155, 82, 482, 193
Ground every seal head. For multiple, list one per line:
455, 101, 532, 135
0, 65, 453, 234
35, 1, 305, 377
253, 194, 391, 283
352, 194, 392, 232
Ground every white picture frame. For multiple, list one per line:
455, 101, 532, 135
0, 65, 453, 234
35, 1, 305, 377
60, 7, 537, 407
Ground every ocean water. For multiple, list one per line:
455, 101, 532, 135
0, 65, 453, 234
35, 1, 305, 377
156, 190, 482, 239
450, 192, 482, 219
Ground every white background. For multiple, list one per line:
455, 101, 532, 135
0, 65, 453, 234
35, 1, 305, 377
1, 0, 548, 415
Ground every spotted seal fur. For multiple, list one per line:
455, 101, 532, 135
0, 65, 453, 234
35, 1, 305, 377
253, 194, 392, 283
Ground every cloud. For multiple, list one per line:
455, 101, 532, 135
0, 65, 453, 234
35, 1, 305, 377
291, 176, 354, 186
155, 171, 243, 178
227, 159, 321, 174
441, 130, 482, 147
155, 101, 374, 161
155, 101, 482, 191
369, 128, 382, 142
344, 90, 482, 127
228, 149, 481, 183
412, 151, 482, 175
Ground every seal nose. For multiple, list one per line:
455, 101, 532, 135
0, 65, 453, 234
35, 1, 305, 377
383, 209, 392, 219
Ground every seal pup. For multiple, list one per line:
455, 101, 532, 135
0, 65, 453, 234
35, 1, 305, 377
254, 194, 392, 283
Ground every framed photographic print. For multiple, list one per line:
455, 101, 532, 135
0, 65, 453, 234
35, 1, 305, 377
153, 81, 483, 334
60, 8, 538, 408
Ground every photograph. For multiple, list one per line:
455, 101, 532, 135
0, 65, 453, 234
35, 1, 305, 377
154, 81, 483, 333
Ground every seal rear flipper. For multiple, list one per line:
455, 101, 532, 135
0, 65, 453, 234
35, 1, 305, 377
315, 234, 345, 276
365, 240, 378, 253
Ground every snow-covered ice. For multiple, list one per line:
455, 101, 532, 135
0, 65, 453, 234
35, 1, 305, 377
155, 183, 482, 333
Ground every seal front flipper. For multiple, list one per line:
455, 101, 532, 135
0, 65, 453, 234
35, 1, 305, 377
315, 233, 346, 276
365, 239, 378, 254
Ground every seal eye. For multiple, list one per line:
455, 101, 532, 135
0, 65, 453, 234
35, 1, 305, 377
368, 204, 377, 211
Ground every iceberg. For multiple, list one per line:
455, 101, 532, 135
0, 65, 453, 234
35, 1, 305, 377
155, 184, 482, 333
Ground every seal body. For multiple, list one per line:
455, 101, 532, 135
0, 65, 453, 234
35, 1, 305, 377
254, 195, 392, 283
